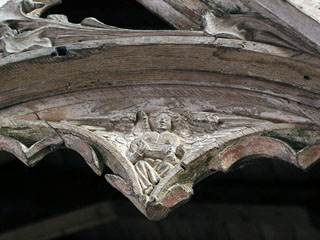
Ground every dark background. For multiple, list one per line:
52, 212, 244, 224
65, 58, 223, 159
2, 149, 320, 240
0, 1, 320, 239
42, 0, 174, 30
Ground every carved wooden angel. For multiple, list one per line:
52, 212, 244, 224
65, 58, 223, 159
128, 111, 185, 194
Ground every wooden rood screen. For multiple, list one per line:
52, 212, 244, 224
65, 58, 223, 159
0, 0, 319, 220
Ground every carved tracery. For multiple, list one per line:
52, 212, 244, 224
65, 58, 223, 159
0, 108, 319, 219
0, 0, 319, 220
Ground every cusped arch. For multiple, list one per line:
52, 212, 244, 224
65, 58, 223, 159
216, 136, 299, 172
49, 122, 143, 196
0, 134, 101, 172
297, 143, 320, 169
0, 127, 142, 198
0, 134, 63, 167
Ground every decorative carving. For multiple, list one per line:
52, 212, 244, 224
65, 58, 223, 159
138, 0, 320, 54
0, 0, 319, 221
0, 0, 206, 56
0, 0, 128, 55
0, 0, 55, 54
203, 12, 251, 40
203, 11, 317, 53
2, 0, 319, 57
127, 112, 185, 194
63, 110, 218, 198
1, 109, 318, 220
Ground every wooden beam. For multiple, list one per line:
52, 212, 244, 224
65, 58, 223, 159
0, 202, 117, 240
239, 0, 320, 54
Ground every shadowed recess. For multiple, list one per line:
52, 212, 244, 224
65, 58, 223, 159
1, 152, 320, 235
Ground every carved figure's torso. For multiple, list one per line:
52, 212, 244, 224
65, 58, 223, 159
130, 131, 181, 161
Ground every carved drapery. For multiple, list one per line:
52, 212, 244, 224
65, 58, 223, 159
1, 110, 319, 220
0, 0, 319, 220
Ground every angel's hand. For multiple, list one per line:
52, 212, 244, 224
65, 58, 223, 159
176, 145, 185, 157
137, 140, 147, 154
163, 144, 174, 156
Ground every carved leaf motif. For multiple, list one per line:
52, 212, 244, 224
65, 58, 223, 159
203, 12, 250, 40
203, 11, 312, 51
1, 0, 317, 56
2, 28, 52, 53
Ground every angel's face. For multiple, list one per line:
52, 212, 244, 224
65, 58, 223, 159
155, 113, 171, 132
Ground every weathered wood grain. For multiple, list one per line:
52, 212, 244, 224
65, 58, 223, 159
0, 0, 319, 220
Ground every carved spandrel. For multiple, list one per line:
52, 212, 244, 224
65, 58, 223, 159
0, 0, 319, 222
64, 111, 222, 195
0, 110, 319, 219
63, 110, 286, 197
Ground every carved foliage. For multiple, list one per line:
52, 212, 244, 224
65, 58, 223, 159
203, 11, 316, 52
1, 0, 318, 57
0, 0, 122, 55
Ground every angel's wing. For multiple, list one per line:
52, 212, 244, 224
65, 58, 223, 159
179, 112, 268, 151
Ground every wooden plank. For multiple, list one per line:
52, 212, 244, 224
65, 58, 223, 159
239, 0, 320, 54
0, 202, 117, 240
136, 0, 200, 30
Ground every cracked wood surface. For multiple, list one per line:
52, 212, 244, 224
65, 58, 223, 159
139, 0, 320, 54
0, 0, 319, 220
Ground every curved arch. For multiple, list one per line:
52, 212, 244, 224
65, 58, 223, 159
48, 122, 143, 196
0, 135, 29, 165
1, 36, 319, 111
62, 134, 103, 176
0, 118, 143, 197
297, 143, 320, 169
0, 133, 109, 176
0, 134, 63, 167
0, 0, 319, 221
216, 136, 298, 172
